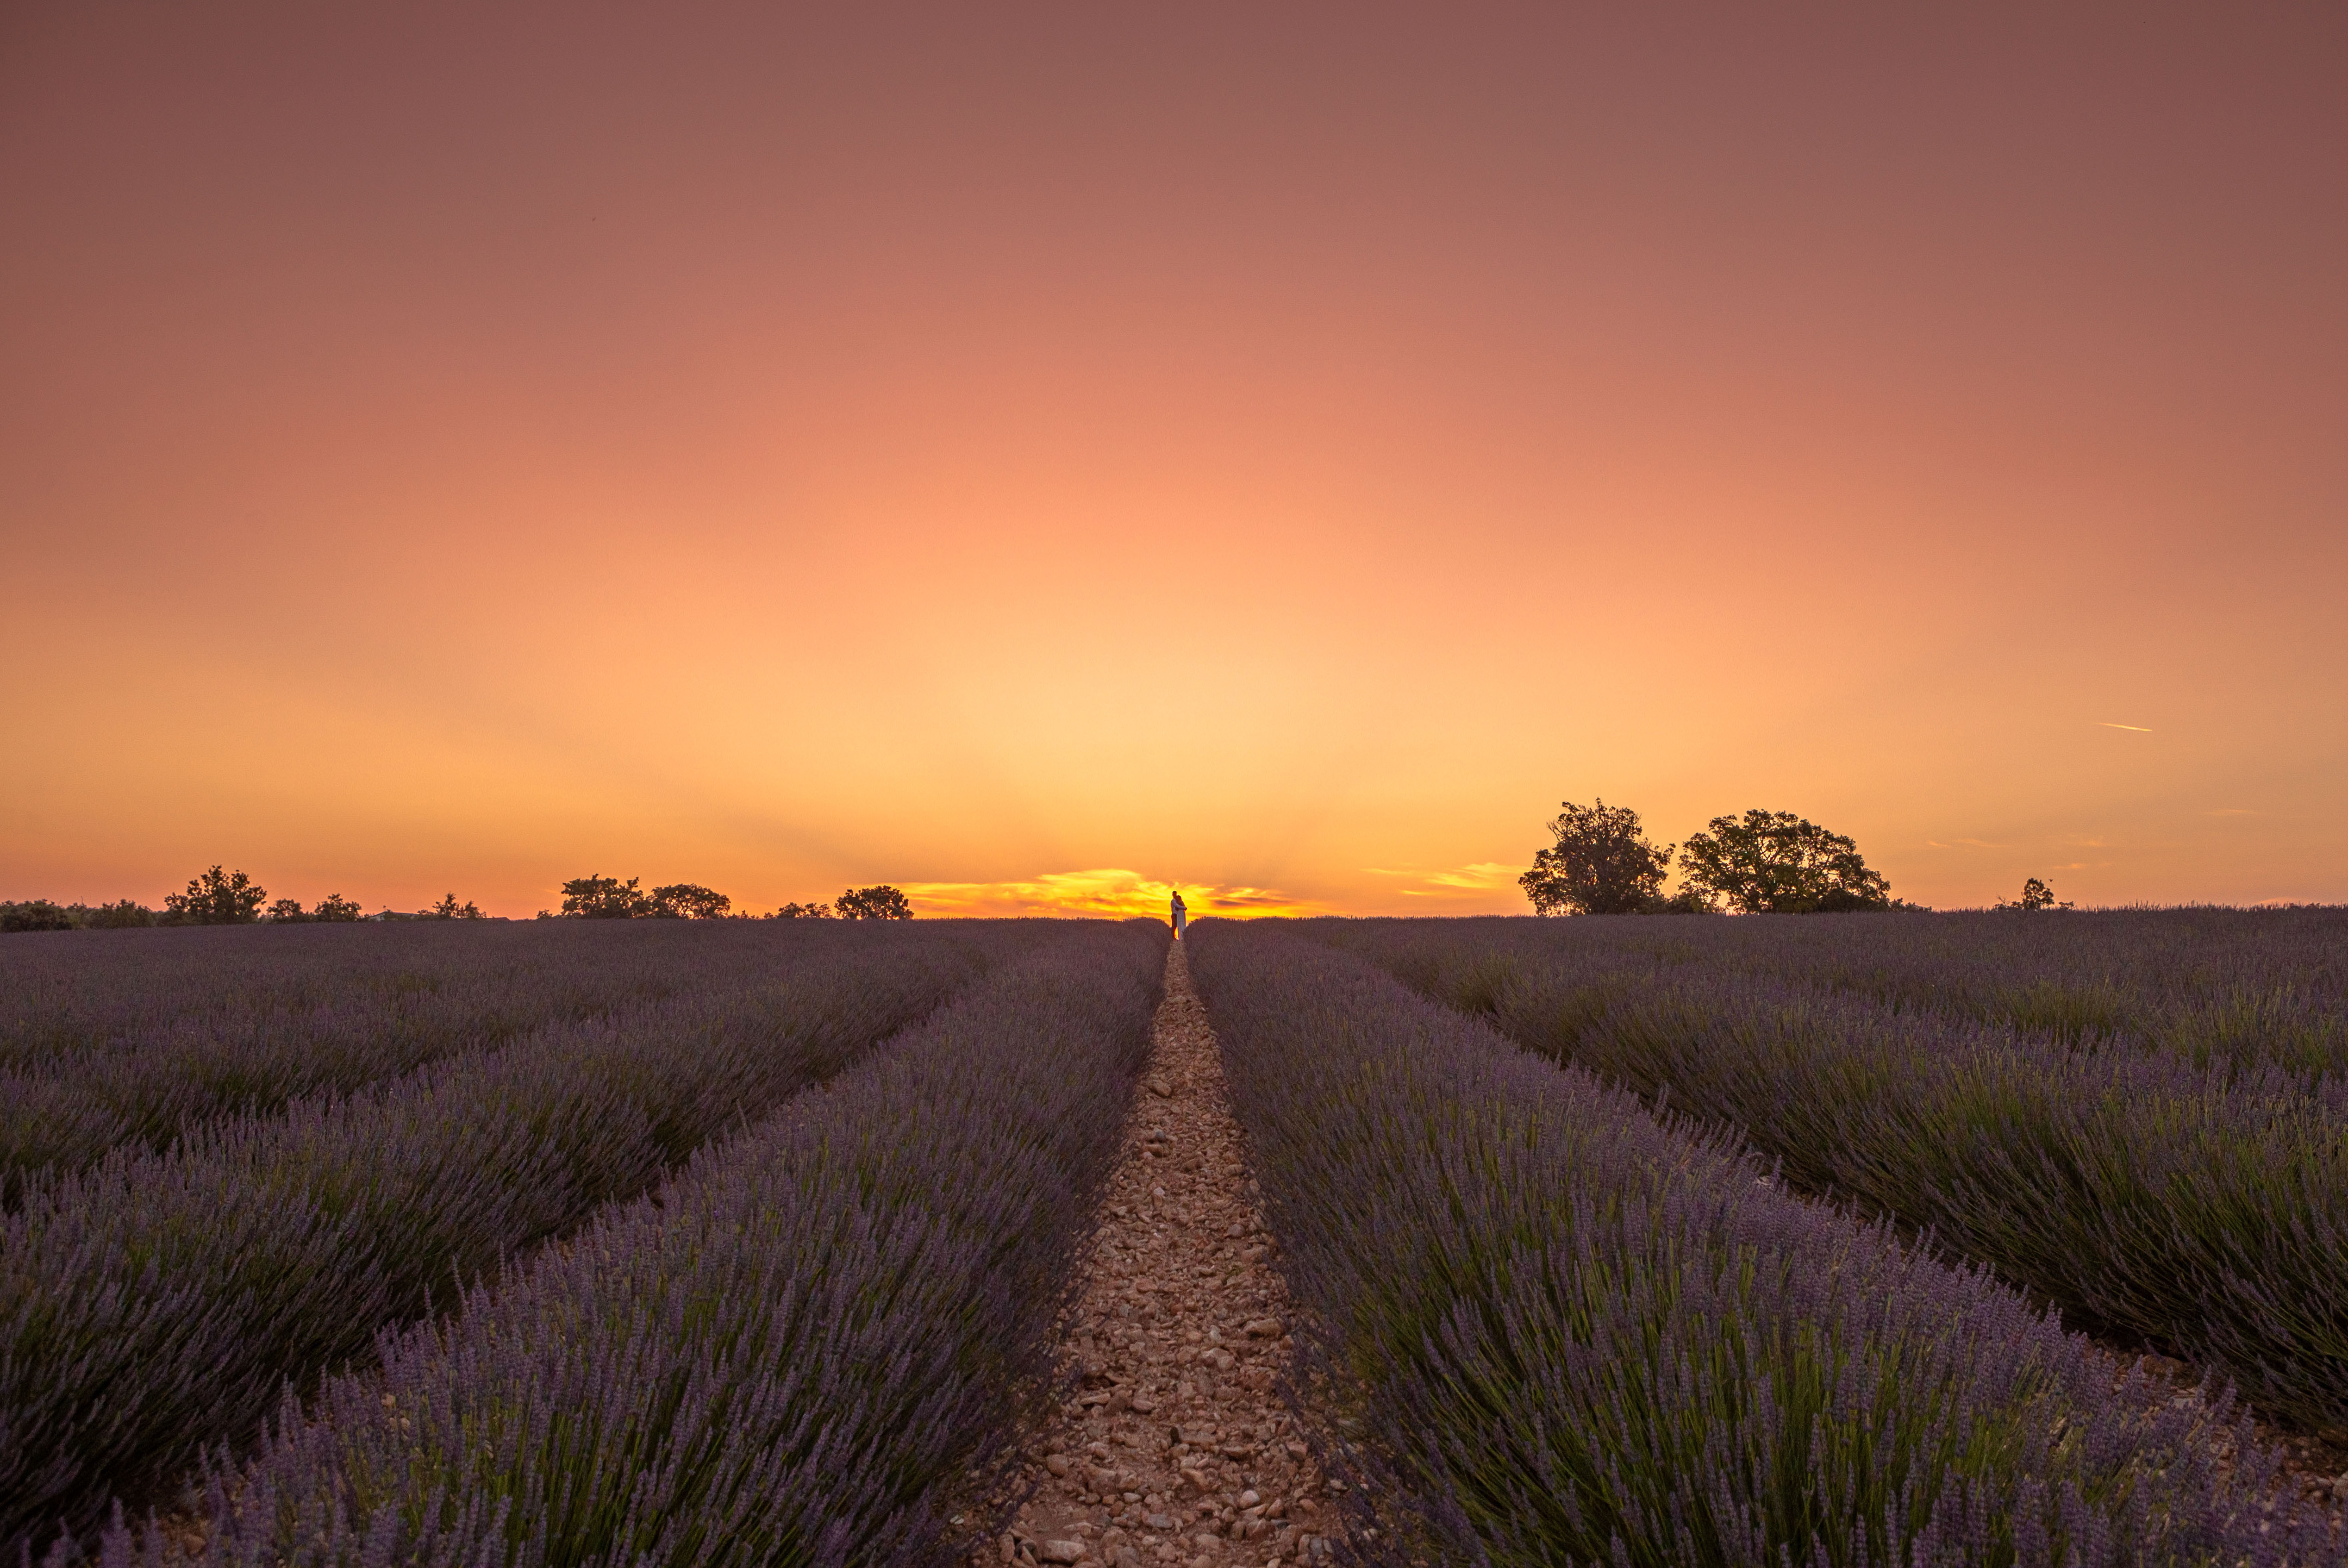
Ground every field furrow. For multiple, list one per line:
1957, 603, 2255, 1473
1190, 921, 2334, 1566
0, 923, 696, 1073
1314, 916, 2348, 1438
2, 923, 1030, 1555
101, 922, 1166, 1568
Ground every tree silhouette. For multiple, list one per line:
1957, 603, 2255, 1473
772, 901, 834, 919
559, 875, 653, 919
164, 866, 268, 925
269, 893, 367, 923
1519, 799, 1676, 915
1677, 811, 1892, 913
649, 884, 731, 919
835, 885, 914, 920
426, 893, 487, 919
1996, 876, 2072, 912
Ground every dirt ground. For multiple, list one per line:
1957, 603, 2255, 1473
977, 943, 1343, 1568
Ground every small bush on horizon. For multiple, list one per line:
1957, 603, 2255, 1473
1996, 875, 2073, 912
265, 893, 367, 923
0, 900, 76, 933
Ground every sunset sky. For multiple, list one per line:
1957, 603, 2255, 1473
5, 4, 2344, 918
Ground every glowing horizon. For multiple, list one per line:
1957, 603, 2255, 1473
900, 869, 1327, 922
4, 5, 2343, 918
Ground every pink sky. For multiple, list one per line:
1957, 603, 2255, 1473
4, 3, 2343, 916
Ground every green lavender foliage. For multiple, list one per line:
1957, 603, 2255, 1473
1310, 912, 2348, 1435
3, 921, 1033, 1555
1188, 923, 2325, 1566
100, 922, 1167, 1568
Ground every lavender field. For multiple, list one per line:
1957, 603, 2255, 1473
6, 910, 2343, 1566
1238, 909, 2348, 1562
2, 919, 1166, 1561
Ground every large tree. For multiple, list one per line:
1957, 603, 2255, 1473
1519, 799, 1675, 915
164, 866, 268, 925
835, 885, 914, 920
1676, 810, 1892, 913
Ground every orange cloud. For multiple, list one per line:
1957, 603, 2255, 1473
899, 868, 1326, 920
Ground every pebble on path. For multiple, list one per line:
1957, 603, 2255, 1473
978, 943, 1342, 1568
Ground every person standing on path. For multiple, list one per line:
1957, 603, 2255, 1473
1170, 889, 1186, 939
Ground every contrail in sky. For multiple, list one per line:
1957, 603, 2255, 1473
2098, 722, 2153, 732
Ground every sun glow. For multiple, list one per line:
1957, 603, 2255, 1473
899, 869, 1329, 921
1, 6, 2341, 915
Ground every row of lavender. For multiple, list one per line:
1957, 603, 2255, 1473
91, 921, 1167, 1568
1341, 907, 2348, 1074
1190, 924, 2333, 1565
1306, 912, 2348, 1436
1744, 906, 2347, 1070
3, 921, 1050, 1556
0, 923, 802, 1200
0, 920, 714, 1068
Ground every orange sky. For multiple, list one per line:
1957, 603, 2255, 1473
4, 4, 2344, 918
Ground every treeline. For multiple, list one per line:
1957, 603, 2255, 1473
1520, 800, 1914, 915
550, 875, 913, 921
1, 866, 920, 934
0, 867, 482, 932
1522, 799, 2079, 916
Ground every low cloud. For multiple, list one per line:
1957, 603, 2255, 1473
898, 868, 1324, 919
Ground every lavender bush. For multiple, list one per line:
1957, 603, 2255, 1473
1312, 917, 2348, 1435
0, 924, 752, 1200
1503, 965, 2348, 1437
1306, 909, 2348, 1077
2, 922, 1035, 1556
1663, 908, 2348, 1074
0, 922, 688, 1070
1188, 922, 2331, 1567
95, 921, 1167, 1568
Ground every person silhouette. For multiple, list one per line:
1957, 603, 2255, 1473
1170, 889, 1187, 940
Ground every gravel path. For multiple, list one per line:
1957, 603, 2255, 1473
983, 943, 1342, 1568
